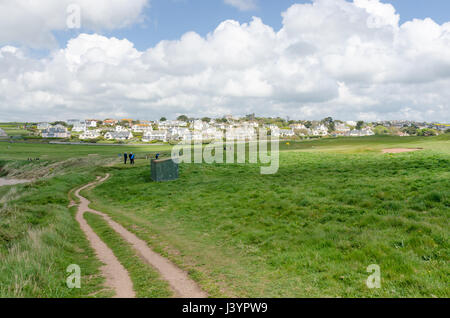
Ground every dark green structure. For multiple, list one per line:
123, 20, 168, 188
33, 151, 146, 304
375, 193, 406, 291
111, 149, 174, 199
150, 158, 179, 182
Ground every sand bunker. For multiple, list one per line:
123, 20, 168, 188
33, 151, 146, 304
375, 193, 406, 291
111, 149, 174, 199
0, 178, 30, 186
382, 148, 423, 154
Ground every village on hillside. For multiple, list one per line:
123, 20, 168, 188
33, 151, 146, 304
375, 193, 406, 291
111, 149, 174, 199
1, 115, 449, 144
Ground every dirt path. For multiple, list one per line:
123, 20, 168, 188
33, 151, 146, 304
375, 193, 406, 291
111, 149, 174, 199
74, 174, 207, 298
74, 175, 135, 298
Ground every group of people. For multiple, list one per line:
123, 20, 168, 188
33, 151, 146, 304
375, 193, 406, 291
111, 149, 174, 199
123, 152, 135, 165
123, 152, 161, 165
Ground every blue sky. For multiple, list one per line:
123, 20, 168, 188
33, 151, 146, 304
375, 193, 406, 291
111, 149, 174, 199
55, 0, 450, 51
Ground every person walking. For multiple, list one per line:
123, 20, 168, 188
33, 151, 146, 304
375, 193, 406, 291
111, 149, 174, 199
130, 152, 135, 165
124, 152, 128, 164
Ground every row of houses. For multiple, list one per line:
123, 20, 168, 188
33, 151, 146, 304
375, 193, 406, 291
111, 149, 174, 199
36, 117, 385, 141
142, 127, 256, 143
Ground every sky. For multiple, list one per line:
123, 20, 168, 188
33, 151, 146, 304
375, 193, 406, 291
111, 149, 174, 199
0, 0, 449, 122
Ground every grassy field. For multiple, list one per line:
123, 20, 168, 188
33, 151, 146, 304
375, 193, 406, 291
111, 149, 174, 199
1, 135, 449, 297
85, 135, 449, 297
0, 142, 172, 161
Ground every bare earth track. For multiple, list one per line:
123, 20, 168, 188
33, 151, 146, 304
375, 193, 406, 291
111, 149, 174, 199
74, 175, 135, 298
73, 174, 207, 298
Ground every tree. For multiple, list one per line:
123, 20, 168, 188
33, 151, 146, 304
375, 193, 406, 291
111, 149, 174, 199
245, 113, 256, 121
201, 117, 211, 123
322, 117, 335, 133
177, 115, 188, 122
417, 128, 437, 137
216, 117, 228, 123
328, 122, 336, 133
374, 125, 389, 135
322, 117, 333, 125
356, 121, 364, 130
401, 126, 417, 135
160, 117, 167, 122
305, 121, 312, 129
51, 121, 67, 127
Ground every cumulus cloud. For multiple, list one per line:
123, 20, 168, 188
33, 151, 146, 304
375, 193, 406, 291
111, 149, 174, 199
0, 0, 449, 122
0, 0, 149, 48
224, 0, 258, 11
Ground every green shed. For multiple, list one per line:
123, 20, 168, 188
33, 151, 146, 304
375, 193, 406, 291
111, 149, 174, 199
150, 158, 179, 182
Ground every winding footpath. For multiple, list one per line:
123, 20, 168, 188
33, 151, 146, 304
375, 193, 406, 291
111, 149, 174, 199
73, 174, 207, 298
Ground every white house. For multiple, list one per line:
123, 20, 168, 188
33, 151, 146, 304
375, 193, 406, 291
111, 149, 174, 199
104, 131, 133, 140
270, 126, 280, 137
142, 130, 168, 142
80, 130, 100, 140
335, 123, 350, 132
312, 124, 329, 136
115, 126, 128, 132
226, 127, 256, 140
202, 127, 223, 140
346, 127, 375, 137
241, 121, 259, 129
158, 120, 187, 129
290, 123, 307, 130
103, 119, 118, 126
0, 128, 7, 137
193, 120, 208, 131
67, 119, 83, 126
132, 124, 153, 133
279, 129, 295, 137
167, 127, 190, 141
72, 123, 87, 132
85, 120, 98, 128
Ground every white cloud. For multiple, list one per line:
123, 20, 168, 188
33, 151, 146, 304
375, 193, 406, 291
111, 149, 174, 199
0, 0, 449, 122
0, 0, 149, 48
224, 0, 258, 11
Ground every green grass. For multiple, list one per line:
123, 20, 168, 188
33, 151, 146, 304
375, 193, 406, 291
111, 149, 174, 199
84, 213, 172, 298
84, 135, 450, 297
0, 142, 171, 161
0, 161, 110, 297
277, 134, 450, 154
1, 135, 449, 298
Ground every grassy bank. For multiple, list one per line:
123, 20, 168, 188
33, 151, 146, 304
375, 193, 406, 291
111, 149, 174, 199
85, 135, 449, 297
0, 160, 109, 297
